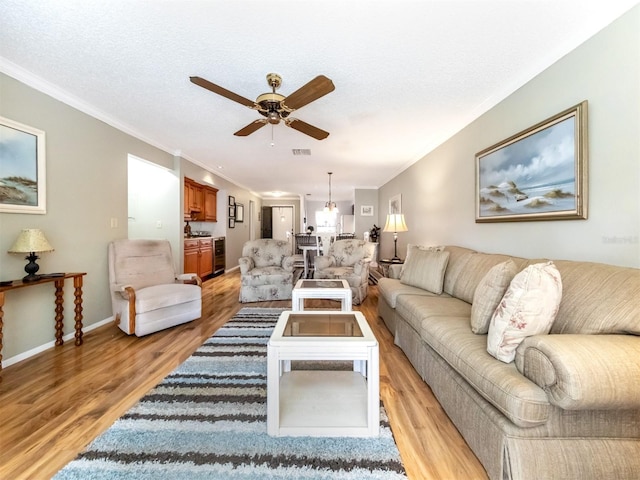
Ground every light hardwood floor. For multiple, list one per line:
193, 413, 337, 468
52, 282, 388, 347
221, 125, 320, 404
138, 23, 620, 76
0, 270, 488, 480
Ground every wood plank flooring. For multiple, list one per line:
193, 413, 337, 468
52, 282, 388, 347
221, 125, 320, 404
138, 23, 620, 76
0, 270, 488, 480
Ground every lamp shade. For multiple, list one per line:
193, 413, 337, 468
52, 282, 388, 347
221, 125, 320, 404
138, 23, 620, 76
8, 229, 54, 254
383, 214, 408, 233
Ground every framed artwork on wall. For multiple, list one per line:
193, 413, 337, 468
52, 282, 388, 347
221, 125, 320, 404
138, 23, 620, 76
228, 205, 235, 218
0, 116, 47, 214
361, 205, 374, 216
229, 217, 235, 228
228, 195, 235, 206
389, 194, 401, 214
476, 101, 588, 223
235, 203, 244, 222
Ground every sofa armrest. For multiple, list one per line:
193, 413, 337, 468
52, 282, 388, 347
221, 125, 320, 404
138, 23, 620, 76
388, 263, 403, 279
282, 255, 295, 272
177, 273, 202, 286
515, 334, 640, 410
113, 283, 135, 299
315, 255, 335, 271
353, 259, 371, 278
238, 256, 254, 275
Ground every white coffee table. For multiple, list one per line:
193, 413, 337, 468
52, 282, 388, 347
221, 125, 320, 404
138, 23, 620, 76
292, 279, 352, 311
267, 310, 379, 437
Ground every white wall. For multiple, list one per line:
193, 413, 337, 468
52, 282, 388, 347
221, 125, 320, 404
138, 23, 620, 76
379, 7, 640, 268
128, 155, 180, 256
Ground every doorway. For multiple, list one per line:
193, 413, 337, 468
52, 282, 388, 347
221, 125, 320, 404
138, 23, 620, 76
262, 206, 295, 253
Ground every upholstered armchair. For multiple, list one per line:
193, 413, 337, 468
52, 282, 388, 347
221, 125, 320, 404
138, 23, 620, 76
239, 239, 296, 302
313, 239, 376, 304
108, 239, 202, 337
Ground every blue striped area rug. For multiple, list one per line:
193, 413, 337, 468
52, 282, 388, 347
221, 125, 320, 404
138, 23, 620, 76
54, 307, 407, 480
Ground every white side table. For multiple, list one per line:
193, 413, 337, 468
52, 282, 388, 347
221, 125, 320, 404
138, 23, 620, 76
267, 310, 379, 437
292, 279, 352, 312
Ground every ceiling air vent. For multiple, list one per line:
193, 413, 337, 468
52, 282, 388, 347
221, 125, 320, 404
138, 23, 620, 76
292, 149, 311, 156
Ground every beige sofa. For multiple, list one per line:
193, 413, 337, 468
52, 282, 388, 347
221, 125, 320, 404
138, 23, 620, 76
377, 245, 640, 480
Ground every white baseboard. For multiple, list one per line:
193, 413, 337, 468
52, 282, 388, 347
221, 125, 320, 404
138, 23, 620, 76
2, 316, 115, 369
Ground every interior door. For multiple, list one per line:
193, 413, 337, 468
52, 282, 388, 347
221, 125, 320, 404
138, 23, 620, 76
271, 206, 294, 253
261, 207, 272, 238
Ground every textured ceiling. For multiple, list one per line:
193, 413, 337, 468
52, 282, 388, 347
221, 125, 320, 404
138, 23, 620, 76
0, 1, 636, 202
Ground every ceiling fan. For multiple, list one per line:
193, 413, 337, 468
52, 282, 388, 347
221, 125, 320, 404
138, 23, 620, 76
190, 73, 335, 140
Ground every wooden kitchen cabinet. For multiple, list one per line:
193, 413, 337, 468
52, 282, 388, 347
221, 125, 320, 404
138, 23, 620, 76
184, 178, 217, 222
199, 238, 213, 277
184, 239, 200, 274
202, 186, 218, 221
184, 238, 213, 279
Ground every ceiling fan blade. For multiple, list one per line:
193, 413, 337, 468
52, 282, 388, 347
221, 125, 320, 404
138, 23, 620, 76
285, 118, 330, 140
234, 119, 267, 136
190, 76, 256, 108
281, 75, 335, 111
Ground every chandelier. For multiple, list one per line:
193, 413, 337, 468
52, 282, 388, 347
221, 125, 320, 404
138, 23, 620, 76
323, 172, 338, 213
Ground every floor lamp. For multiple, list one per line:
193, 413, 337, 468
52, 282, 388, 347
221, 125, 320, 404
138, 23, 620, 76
383, 214, 408, 261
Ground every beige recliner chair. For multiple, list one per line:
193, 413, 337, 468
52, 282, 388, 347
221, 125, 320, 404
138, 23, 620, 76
108, 239, 202, 336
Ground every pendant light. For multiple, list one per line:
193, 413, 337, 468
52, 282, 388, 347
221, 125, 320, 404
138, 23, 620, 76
323, 172, 338, 213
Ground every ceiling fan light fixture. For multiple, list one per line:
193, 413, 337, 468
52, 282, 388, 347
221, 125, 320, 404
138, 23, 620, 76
267, 111, 280, 124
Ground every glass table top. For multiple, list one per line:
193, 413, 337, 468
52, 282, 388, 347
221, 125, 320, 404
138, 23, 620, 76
283, 313, 363, 338
299, 280, 345, 289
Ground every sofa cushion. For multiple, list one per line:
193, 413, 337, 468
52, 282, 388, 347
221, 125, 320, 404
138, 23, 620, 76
470, 260, 518, 334
377, 277, 441, 308
550, 260, 640, 335
446, 251, 525, 304
400, 244, 445, 277
400, 250, 450, 294
487, 262, 563, 363
396, 294, 470, 335
419, 315, 550, 427
240, 267, 294, 287
135, 283, 201, 313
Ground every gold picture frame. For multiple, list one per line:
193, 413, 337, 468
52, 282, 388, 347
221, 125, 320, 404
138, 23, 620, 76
476, 101, 588, 222
0, 116, 47, 214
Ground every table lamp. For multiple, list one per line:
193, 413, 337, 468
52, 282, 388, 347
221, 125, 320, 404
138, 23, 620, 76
383, 214, 408, 261
8, 229, 54, 282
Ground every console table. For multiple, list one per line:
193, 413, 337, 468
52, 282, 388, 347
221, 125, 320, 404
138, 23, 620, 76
0, 272, 86, 372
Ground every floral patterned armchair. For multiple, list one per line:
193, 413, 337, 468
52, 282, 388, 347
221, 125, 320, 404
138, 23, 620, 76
313, 239, 376, 304
238, 239, 296, 302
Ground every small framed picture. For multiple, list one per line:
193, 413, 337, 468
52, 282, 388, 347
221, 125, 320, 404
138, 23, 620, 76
389, 194, 402, 214
228, 205, 235, 217
228, 195, 235, 206
235, 203, 244, 222
360, 205, 374, 216
229, 217, 235, 228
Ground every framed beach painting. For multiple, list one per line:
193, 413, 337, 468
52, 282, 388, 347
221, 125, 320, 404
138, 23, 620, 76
389, 194, 402, 214
0, 116, 47, 214
476, 101, 588, 223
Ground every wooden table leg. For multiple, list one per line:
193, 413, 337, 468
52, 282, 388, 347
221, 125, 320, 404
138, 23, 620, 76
73, 275, 84, 346
54, 279, 65, 346
0, 292, 4, 372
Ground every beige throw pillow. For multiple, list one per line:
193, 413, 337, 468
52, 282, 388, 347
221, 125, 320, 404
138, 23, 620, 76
400, 249, 450, 294
487, 261, 563, 363
400, 244, 445, 277
470, 260, 518, 334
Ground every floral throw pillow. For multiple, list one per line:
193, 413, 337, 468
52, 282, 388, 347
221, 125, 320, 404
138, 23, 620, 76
487, 261, 562, 363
